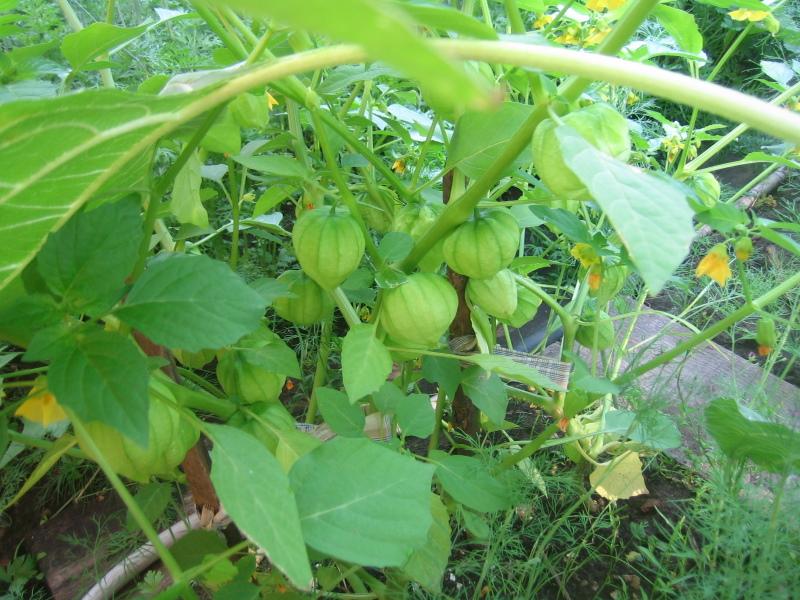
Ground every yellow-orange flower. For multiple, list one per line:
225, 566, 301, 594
266, 92, 279, 110
587, 0, 626, 12
588, 269, 602, 291
15, 379, 67, 426
757, 344, 772, 357
695, 244, 731, 286
571, 243, 600, 268
534, 14, 555, 29
583, 26, 611, 46
555, 28, 580, 45
392, 159, 406, 174
728, 8, 769, 22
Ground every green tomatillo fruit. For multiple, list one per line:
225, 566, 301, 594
292, 207, 365, 289
380, 272, 458, 348
273, 270, 333, 326
391, 200, 445, 272
532, 103, 630, 202
467, 269, 517, 320
687, 172, 721, 208
443, 209, 520, 279
75, 377, 199, 483
217, 326, 287, 404
501, 282, 543, 329
575, 310, 615, 350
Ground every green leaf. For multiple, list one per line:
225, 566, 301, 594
694, 0, 770, 10
0, 89, 193, 292
705, 398, 800, 474
528, 205, 592, 243
372, 381, 405, 414
604, 410, 681, 451
0, 290, 63, 347
378, 231, 414, 263
428, 450, 513, 513
758, 225, 800, 257
695, 202, 748, 233
290, 437, 435, 566
401, 494, 451, 592
253, 184, 296, 217
447, 102, 533, 180
37, 196, 142, 315
421, 355, 462, 401
652, 5, 703, 55
0, 418, 8, 458
208, 425, 313, 589
61, 22, 148, 71
393, 1, 498, 40
126, 482, 172, 531
115, 254, 266, 352
341, 324, 393, 402
556, 126, 694, 294
460, 366, 508, 425
209, 0, 488, 113
170, 150, 208, 228
230, 154, 310, 179
395, 393, 435, 438
27, 327, 150, 446
317, 387, 365, 437
171, 530, 227, 570
459, 353, 562, 391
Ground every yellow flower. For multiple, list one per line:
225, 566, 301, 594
728, 8, 769, 22
757, 344, 772, 357
533, 14, 555, 29
391, 159, 406, 174
266, 92, 279, 110
571, 243, 600, 268
555, 28, 580, 45
626, 91, 639, 106
695, 244, 731, 286
583, 26, 611, 46
15, 379, 68, 426
587, 0, 626, 12
588, 268, 602, 291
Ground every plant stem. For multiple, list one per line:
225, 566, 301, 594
70, 417, 185, 581
8, 431, 88, 458
615, 270, 800, 386
190, 0, 248, 59
514, 274, 577, 353
494, 421, 561, 472
330, 287, 361, 328
226, 158, 242, 270
1, 365, 48, 379
685, 79, 800, 172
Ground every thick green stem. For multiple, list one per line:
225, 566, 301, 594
1, 365, 48, 379
686, 79, 800, 172
330, 287, 361, 328
70, 418, 185, 580
495, 421, 561, 472
190, 0, 248, 59
615, 270, 800, 386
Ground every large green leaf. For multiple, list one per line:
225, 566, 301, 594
290, 437, 435, 566
652, 5, 703, 55
395, 393, 435, 438
341, 324, 393, 402
705, 398, 800, 474
428, 450, 513, 513
37, 196, 142, 315
115, 254, 266, 352
26, 326, 150, 446
401, 494, 451, 592
0, 90, 192, 292
447, 102, 533, 179
208, 425, 313, 590
210, 0, 487, 112
556, 126, 694, 294
317, 387, 365, 437
460, 366, 508, 426
61, 23, 149, 71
